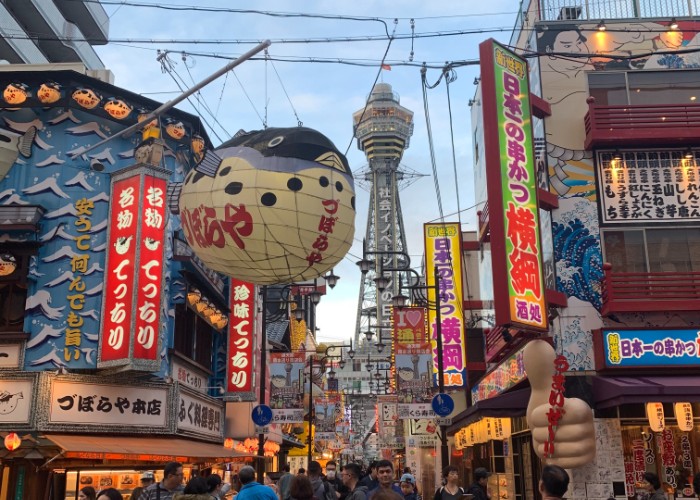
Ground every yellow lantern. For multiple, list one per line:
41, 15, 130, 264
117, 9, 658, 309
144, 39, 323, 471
187, 287, 201, 306
104, 97, 133, 120
3, 83, 29, 105
215, 316, 229, 330
178, 126, 355, 285
37, 82, 61, 104
224, 438, 234, 449
195, 297, 210, 314
72, 88, 101, 109
646, 402, 665, 432
165, 119, 186, 140
674, 402, 694, 432
4, 432, 21, 451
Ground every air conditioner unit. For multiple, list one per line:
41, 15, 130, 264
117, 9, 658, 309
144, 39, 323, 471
558, 6, 582, 20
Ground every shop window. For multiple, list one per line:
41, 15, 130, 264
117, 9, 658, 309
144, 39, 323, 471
0, 250, 30, 333
603, 228, 700, 273
588, 69, 700, 106
173, 303, 215, 369
589, 72, 627, 105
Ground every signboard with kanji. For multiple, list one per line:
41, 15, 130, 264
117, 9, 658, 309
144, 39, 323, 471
226, 279, 255, 399
479, 39, 548, 331
597, 329, 700, 369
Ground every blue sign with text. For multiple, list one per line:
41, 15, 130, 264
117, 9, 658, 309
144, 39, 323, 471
602, 329, 700, 367
252, 404, 273, 426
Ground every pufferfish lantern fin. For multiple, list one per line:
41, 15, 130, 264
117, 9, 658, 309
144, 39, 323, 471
315, 151, 347, 173
167, 182, 183, 215
194, 149, 223, 177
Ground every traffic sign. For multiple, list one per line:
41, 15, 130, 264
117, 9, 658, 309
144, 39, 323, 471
251, 404, 273, 426
431, 393, 454, 417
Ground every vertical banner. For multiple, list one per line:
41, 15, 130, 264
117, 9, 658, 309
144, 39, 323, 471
424, 222, 466, 388
132, 175, 167, 361
393, 307, 428, 344
396, 342, 433, 419
269, 352, 305, 423
377, 395, 401, 448
479, 39, 548, 331
226, 279, 255, 397
99, 167, 168, 371
315, 395, 340, 440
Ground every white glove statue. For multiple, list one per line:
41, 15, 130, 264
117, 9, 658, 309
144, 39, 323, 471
524, 340, 596, 469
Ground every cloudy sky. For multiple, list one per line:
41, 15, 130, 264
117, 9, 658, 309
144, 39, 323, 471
94, 0, 518, 344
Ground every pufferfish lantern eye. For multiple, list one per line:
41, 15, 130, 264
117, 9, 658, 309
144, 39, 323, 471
315, 152, 347, 173
268, 136, 284, 148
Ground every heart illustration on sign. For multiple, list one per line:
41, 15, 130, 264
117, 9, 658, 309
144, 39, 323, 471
406, 309, 423, 327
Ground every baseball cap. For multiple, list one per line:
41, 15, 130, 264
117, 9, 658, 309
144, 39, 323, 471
400, 473, 416, 485
141, 471, 155, 481
475, 468, 492, 480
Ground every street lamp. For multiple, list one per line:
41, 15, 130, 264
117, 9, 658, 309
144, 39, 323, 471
306, 343, 352, 465
360, 245, 452, 471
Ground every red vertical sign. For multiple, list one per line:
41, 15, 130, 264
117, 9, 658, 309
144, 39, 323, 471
132, 176, 167, 360
100, 175, 140, 362
227, 279, 255, 393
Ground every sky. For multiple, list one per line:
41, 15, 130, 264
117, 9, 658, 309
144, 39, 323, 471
94, 0, 519, 344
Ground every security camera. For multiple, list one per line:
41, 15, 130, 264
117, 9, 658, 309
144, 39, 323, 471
90, 159, 105, 172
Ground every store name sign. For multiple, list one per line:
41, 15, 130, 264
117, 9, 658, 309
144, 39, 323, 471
49, 380, 168, 428
471, 343, 527, 404
177, 391, 224, 440
602, 329, 700, 368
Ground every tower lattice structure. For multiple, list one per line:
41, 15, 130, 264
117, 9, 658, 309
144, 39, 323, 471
352, 83, 415, 351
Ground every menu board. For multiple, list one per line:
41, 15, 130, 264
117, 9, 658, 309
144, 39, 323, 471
66, 470, 168, 499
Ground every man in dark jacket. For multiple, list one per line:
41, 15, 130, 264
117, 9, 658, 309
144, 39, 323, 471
343, 463, 370, 500
466, 468, 492, 500
358, 462, 379, 491
327, 461, 349, 500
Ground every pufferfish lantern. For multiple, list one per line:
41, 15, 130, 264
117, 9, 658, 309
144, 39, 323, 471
178, 126, 355, 285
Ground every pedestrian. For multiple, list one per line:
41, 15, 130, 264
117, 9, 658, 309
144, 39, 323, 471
79, 486, 97, 500
206, 474, 224, 499
133, 471, 156, 500
290, 475, 315, 500
369, 460, 402, 499
298, 468, 307, 476
643, 473, 666, 500
435, 466, 466, 500
97, 489, 123, 500
139, 462, 185, 500
264, 474, 279, 496
308, 460, 335, 500
174, 476, 215, 500
359, 462, 379, 491
538, 465, 570, 500
235, 465, 278, 500
343, 463, 370, 500
279, 464, 294, 500
465, 468, 491, 500
327, 461, 349, 500
399, 473, 418, 500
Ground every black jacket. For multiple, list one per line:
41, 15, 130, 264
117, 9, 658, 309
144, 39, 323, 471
467, 483, 488, 500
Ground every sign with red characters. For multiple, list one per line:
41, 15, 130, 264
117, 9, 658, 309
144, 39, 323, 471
99, 168, 168, 370
226, 279, 255, 396
544, 354, 569, 458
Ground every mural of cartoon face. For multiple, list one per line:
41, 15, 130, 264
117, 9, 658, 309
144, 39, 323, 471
104, 97, 133, 120
3, 82, 29, 105
178, 126, 355, 285
37, 82, 61, 104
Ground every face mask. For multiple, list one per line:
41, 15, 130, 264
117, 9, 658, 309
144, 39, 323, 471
327, 471, 336, 479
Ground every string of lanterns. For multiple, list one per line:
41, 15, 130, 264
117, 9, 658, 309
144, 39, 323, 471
187, 287, 229, 331
224, 437, 280, 457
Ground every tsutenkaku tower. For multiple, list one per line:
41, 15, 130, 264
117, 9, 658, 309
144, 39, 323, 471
352, 83, 414, 348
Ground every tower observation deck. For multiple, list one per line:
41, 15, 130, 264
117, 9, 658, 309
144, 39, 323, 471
352, 83, 414, 348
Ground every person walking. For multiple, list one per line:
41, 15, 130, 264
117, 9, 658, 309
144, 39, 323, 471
343, 463, 369, 500
435, 466, 466, 500
399, 474, 418, 500
174, 477, 216, 500
97, 489, 123, 500
327, 461, 348, 500
359, 462, 379, 491
368, 460, 402, 499
133, 472, 156, 500
289, 475, 315, 500
279, 464, 294, 500
465, 468, 491, 500
538, 465, 570, 500
206, 474, 224, 499
79, 486, 96, 500
643, 473, 666, 500
308, 460, 335, 500
139, 462, 185, 500
235, 465, 278, 500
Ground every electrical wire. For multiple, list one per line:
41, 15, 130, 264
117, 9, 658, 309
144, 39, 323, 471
270, 58, 303, 127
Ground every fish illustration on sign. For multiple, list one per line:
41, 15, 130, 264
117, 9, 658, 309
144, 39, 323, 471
0, 391, 23, 415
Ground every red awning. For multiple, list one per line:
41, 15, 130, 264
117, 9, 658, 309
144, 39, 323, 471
593, 376, 700, 409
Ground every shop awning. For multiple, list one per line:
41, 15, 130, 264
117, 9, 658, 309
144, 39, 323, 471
447, 388, 531, 435
44, 434, 257, 462
593, 376, 700, 409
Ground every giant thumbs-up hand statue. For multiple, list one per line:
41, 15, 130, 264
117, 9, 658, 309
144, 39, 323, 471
524, 340, 596, 469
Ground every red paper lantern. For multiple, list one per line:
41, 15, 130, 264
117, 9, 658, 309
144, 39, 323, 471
224, 438, 234, 449
4, 433, 21, 451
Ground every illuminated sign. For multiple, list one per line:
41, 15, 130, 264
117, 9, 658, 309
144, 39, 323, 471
471, 343, 527, 404
600, 329, 700, 368
226, 279, 255, 397
424, 222, 466, 388
393, 307, 427, 346
99, 168, 168, 370
479, 39, 547, 331
269, 352, 305, 423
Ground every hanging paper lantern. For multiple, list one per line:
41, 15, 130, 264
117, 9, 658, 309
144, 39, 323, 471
187, 287, 201, 306
104, 97, 133, 120
4, 432, 21, 451
646, 402, 665, 432
72, 88, 101, 109
0, 253, 17, 277
674, 402, 693, 432
3, 82, 29, 105
165, 119, 186, 140
192, 134, 206, 164
37, 81, 61, 104
224, 438, 234, 449
178, 126, 355, 285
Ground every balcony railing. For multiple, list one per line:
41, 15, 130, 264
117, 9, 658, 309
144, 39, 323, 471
539, 0, 700, 21
477, 201, 489, 243
601, 263, 700, 316
584, 100, 700, 149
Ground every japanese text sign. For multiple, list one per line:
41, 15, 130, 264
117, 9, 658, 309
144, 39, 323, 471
177, 390, 224, 440
601, 329, 700, 368
227, 279, 255, 394
99, 168, 168, 369
49, 380, 168, 428
471, 343, 527, 403
674, 402, 694, 432
646, 402, 665, 432
269, 352, 305, 423
393, 307, 427, 346
479, 39, 547, 331
424, 222, 466, 388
